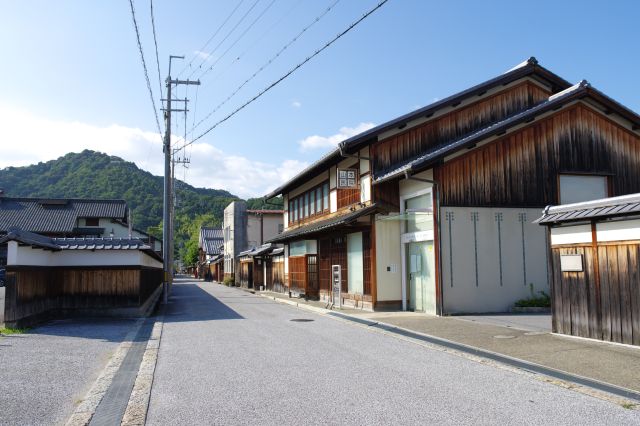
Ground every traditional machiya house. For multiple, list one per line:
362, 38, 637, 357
238, 243, 284, 290
536, 194, 640, 346
197, 226, 223, 279
267, 57, 640, 314
223, 200, 284, 284
0, 196, 162, 266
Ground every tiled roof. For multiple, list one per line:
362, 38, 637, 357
266, 204, 378, 243
0, 197, 127, 234
0, 227, 163, 262
200, 227, 223, 240
535, 193, 640, 224
199, 227, 223, 255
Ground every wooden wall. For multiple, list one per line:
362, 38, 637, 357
434, 104, 640, 207
4, 266, 162, 327
551, 242, 640, 346
372, 82, 550, 176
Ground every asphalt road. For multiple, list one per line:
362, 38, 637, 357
0, 317, 135, 426
147, 280, 640, 425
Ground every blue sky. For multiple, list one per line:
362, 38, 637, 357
1, 0, 639, 198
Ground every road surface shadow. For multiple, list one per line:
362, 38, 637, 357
164, 283, 244, 322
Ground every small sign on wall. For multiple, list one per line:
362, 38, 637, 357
560, 254, 583, 272
337, 168, 358, 189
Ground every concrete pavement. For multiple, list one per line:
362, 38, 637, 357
0, 317, 136, 426
147, 280, 640, 425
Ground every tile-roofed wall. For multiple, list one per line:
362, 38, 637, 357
200, 227, 223, 240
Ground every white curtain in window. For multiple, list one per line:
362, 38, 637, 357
347, 232, 364, 294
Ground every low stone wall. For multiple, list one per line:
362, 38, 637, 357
3, 266, 162, 328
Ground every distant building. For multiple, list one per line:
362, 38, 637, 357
197, 226, 223, 279
223, 200, 283, 284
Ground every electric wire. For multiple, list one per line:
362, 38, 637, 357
177, 0, 390, 150
150, 0, 162, 96
207, 0, 304, 83
187, 0, 261, 79
177, 0, 247, 77
128, 0, 163, 140
195, 0, 277, 81
189, 0, 341, 135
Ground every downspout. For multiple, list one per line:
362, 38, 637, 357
403, 170, 444, 316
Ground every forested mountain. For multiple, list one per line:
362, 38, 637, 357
0, 150, 283, 263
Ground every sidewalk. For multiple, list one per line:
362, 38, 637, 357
259, 290, 640, 395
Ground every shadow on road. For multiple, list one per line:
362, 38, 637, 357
164, 283, 244, 322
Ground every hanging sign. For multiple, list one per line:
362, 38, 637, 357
337, 168, 358, 189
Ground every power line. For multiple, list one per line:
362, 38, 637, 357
187, 0, 261, 80
177, 0, 247, 77
189, 0, 341, 134
206, 0, 304, 83
177, 0, 390, 150
128, 0, 163, 138
195, 0, 277, 81
150, 0, 162, 96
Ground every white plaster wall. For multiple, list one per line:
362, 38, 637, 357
398, 170, 434, 196
284, 245, 289, 274
597, 219, 640, 242
375, 217, 402, 301
440, 207, 549, 314
330, 190, 337, 213
288, 170, 330, 199
551, 225, 592, 245
283, 194, 289, 230
9, 244, 161, 268
329, 166, 337, 188
360, 175, 371, 203
359, 147, 370, 174
246, 214, 261, 249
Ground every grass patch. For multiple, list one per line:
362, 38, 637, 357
0, 327, 29, 335
515, 283, 551, 308
621, 402, 637, 410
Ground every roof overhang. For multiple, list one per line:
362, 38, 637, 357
535, 193, 640, 225
266, 204, 378, 243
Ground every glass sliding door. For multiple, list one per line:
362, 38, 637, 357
407, 240, 436, 314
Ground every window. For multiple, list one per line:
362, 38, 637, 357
289, 201, 293, 223
559, 174, 608, 204
323, 183, 329, 211
347, 232, 364, 294
310, 190, 315, 215
85, 218, 99, 227
294, 199, 298, 222
316, 187, 323, 211
304, 193, 309, 218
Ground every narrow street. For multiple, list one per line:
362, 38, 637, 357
147, 279, 640, 425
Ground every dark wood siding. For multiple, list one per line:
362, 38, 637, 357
434, 104, 640, 207
373, 82, 550, 176
550, 242, 640, 346
373, 179, 400, 210
4, 266, 162, 328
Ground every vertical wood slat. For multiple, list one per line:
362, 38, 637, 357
618, 245, 633, 344
629, 245, 640, 346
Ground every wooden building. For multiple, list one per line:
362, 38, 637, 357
0, 228, 163, 328
536, 194, 640, 346
197, 227, 223, 280
267, 57, 640, 314
237, 243, 283, 290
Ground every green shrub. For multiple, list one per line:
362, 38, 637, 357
515, 291, 551, 307
222, 276, 235, 287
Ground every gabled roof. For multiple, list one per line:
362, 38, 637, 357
200, 227, 223, 240
0, 197, 127, 234
535, 193, 640, 224
204, 239, 223, 255
374, 81, 640, 183
264, 57, 572, 199
266, 204, 378, 243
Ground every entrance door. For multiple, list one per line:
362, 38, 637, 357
406, 241, 436, 314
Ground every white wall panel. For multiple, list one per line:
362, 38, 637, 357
596, 219, 640, 242
550, 225, 592, 245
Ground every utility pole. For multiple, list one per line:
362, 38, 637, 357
162, 55, 200, 304
171, 149, 190, 279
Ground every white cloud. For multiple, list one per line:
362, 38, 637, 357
298, 122, 375, 152
291, 100, 302, 108
0, 103, 307, 199
194, 50, 212, 61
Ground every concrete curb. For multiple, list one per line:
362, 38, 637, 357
65, 318, 146, 426
259, 292, 640, 407
121, 309, 164, 425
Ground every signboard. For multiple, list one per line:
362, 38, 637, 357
560, 254, 583, 272
337, 168, 358, 189
331, 265, 342, 308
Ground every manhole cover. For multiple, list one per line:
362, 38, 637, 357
290, 319, 314, 322
493, 335, 515, 339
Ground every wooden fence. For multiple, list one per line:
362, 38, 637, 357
3, 266, 162, 328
